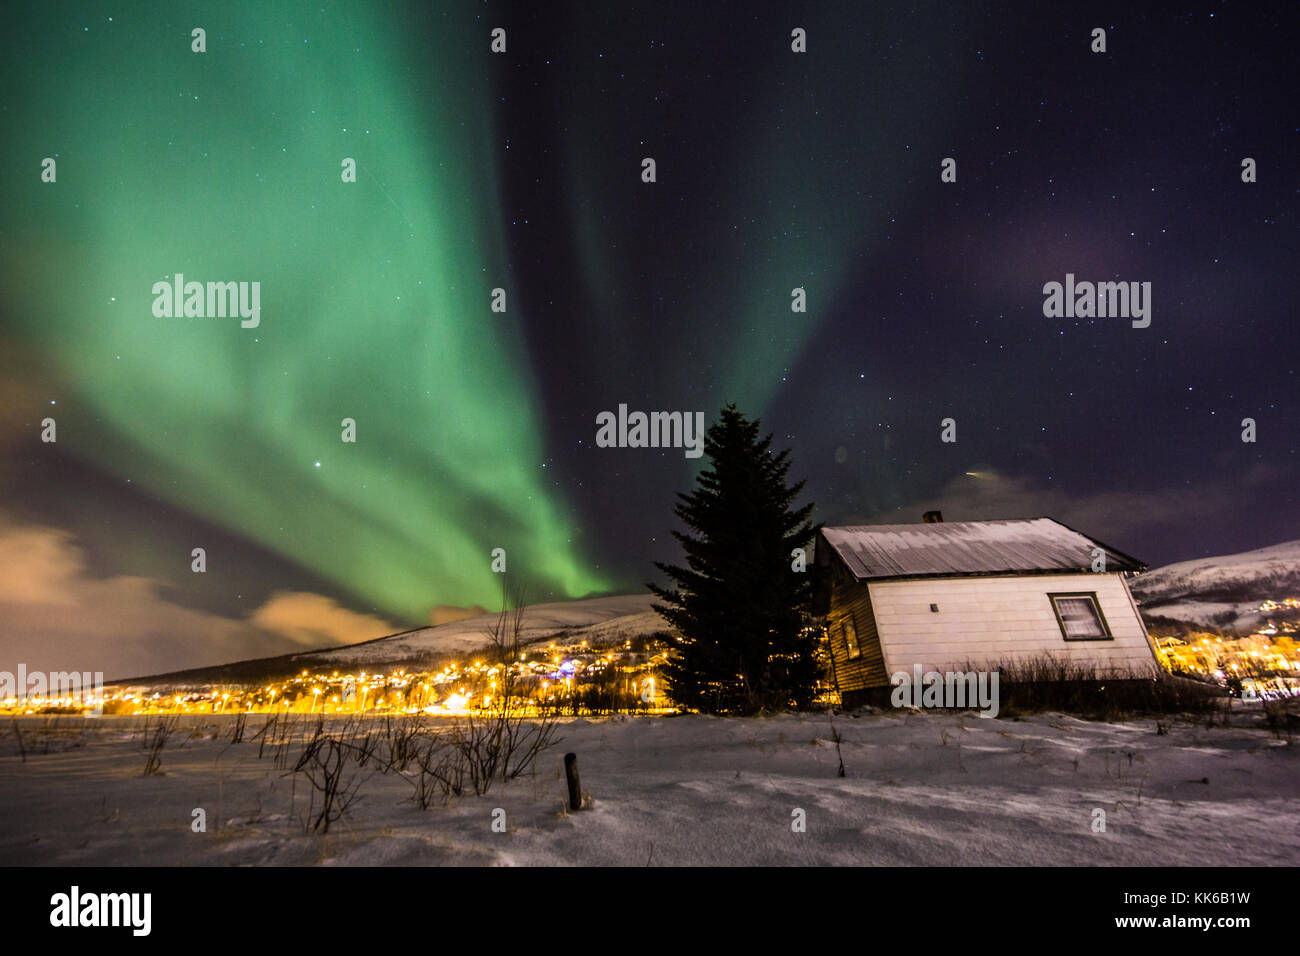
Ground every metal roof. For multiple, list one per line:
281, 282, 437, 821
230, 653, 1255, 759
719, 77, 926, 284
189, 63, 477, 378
819, 518, 1146, 580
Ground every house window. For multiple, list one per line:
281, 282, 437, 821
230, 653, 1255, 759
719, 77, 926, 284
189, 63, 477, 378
1048, 592, 1112, 641
842, 616, 861, 659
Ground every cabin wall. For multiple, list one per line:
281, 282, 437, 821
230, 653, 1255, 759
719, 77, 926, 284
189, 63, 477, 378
865, 572, 1161, 678
826, 564, 889, 692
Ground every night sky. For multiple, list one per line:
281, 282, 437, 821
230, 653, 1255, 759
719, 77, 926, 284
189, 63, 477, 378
1, 1, 1297, 677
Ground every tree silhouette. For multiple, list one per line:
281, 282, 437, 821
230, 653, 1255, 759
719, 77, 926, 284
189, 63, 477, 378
650, 404, 820, 714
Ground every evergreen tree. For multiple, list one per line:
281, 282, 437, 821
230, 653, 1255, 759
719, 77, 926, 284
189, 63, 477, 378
649, 404, 820, 714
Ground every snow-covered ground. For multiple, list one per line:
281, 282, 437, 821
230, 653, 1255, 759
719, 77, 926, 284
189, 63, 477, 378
1, 709, 1295, 866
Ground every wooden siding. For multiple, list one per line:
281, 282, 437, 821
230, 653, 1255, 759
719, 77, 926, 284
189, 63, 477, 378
865, 572, 1161, 678
826, 564, 889, 691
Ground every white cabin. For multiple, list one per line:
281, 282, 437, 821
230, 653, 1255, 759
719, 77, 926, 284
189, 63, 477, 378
814, 516, 1162, 705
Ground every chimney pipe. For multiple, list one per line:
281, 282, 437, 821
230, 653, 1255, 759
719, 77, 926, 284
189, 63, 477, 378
923, 510, 943, 523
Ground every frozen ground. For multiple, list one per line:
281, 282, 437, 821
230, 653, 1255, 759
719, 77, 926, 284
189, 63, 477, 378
0, 709, 1295, 866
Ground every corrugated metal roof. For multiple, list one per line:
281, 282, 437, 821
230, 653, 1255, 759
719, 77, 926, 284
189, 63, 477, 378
819, 518, 1145, 580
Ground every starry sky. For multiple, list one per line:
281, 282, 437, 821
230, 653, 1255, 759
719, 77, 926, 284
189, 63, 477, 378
1, 1, 1296, 677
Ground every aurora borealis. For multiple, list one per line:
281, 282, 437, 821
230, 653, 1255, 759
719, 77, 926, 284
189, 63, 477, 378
2, 2, 1298, 677
4, 3, 607, 635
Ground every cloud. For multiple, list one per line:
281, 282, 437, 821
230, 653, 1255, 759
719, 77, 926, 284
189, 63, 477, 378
0, 524, 83, 605
904, 469, 1189, 533
886, 464, 1287, 560
0, 516, 395, 681
251, 592, 398, 647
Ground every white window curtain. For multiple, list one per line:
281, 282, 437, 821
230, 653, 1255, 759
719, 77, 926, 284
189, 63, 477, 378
1055, 596, 1104, 638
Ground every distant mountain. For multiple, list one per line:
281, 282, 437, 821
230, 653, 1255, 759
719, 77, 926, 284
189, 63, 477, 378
114, 594, 669, 690
1130, 539, 1300, 635
115, 539, 1300, 690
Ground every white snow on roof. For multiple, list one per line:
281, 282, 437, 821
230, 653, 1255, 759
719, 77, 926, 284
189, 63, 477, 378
820, 518, 1145, 580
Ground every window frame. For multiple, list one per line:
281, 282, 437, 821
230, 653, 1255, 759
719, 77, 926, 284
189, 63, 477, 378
1047, 591, 1114, 642
841, 614, 861, 660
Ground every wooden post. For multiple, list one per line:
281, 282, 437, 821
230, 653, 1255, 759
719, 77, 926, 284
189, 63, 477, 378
564, 752, 582, 810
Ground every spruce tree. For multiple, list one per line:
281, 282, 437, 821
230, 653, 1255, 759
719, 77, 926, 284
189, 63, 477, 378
649, 404, 820, 714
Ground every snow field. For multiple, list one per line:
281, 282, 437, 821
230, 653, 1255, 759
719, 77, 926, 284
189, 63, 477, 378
0, 709, 1294, 866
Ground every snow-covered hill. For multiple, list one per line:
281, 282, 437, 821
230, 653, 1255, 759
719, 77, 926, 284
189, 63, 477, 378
308, 594, 666, 667
1131, 539, 1300, 634
117, 594, 669, 687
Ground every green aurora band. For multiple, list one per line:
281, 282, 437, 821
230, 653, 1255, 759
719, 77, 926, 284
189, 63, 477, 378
1, 3, 608, 620
562, 6, 971, 415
